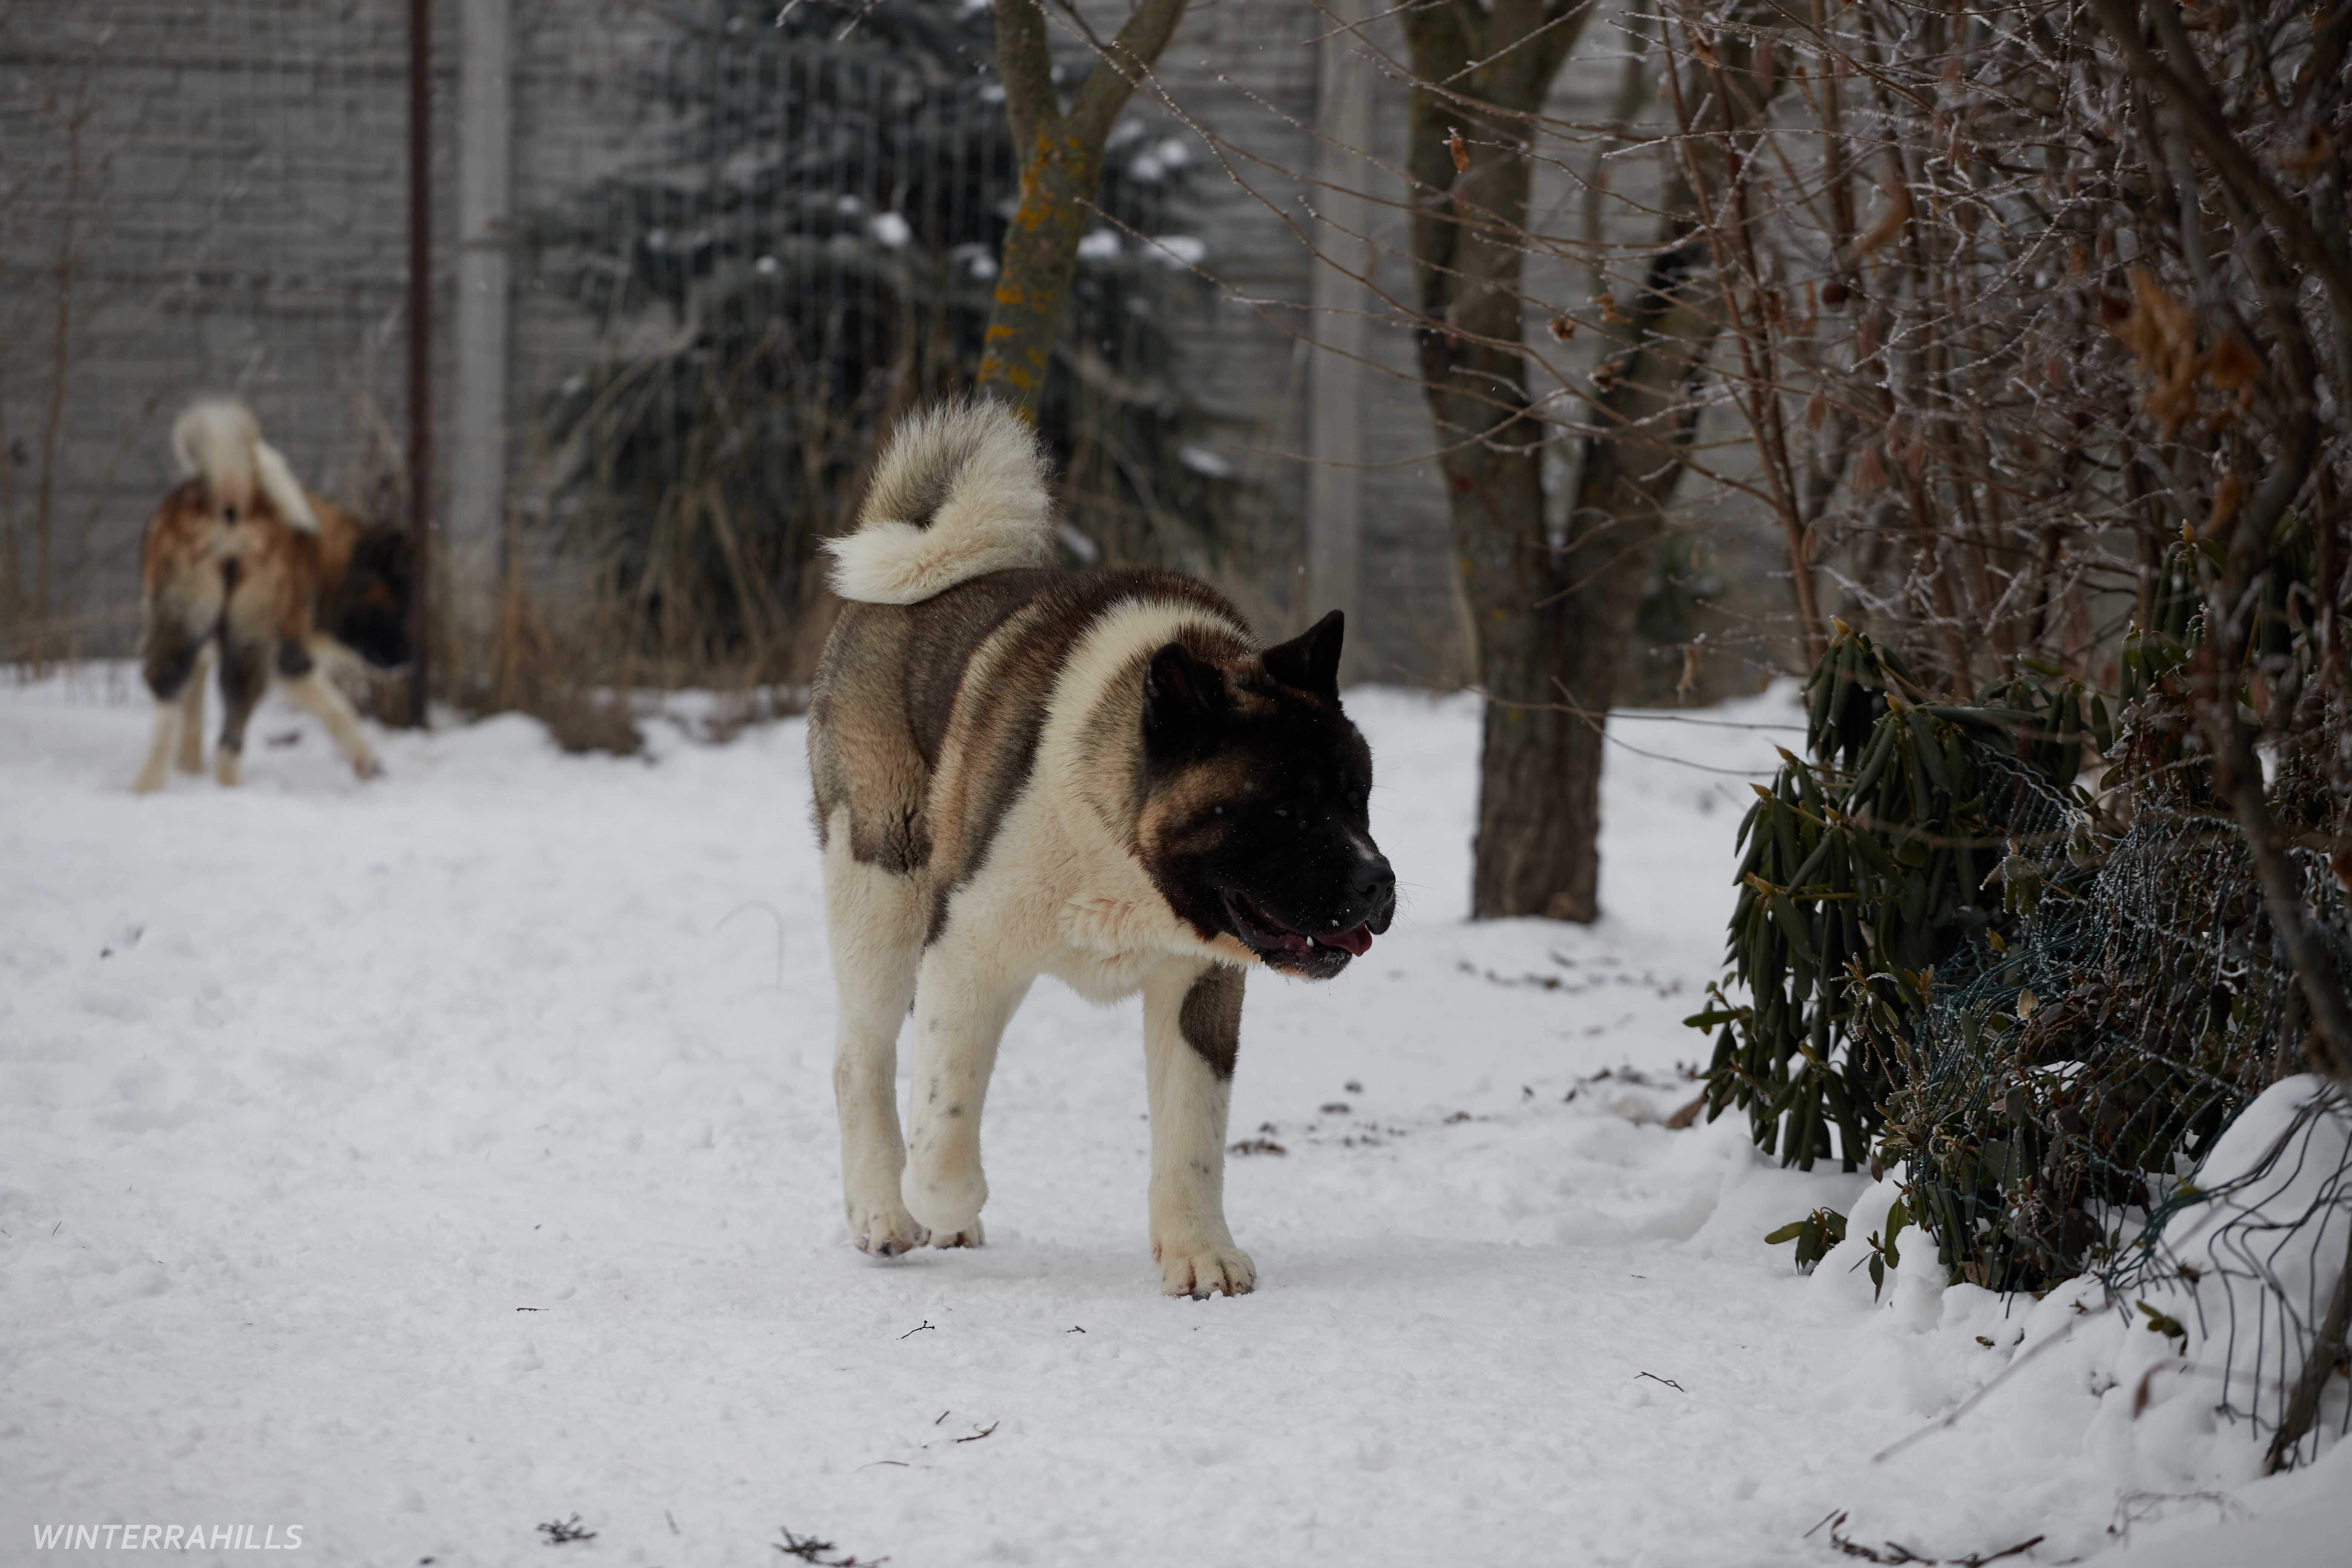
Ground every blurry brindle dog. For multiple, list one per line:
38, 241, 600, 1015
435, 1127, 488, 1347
132, 399, 412, 792
809, 400, 1395, 1297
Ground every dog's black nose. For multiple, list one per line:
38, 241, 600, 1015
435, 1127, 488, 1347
1355, 854, 1396, 932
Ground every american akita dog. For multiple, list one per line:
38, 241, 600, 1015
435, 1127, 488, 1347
809, 399, 1396, 1296
132, 399, 412, 793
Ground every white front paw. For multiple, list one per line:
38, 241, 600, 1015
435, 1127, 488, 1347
846, 1194, 930, 1259
1156, 1240, 1256, 1298
901, 1156, 986, 1238
931, 1217, 984, 1249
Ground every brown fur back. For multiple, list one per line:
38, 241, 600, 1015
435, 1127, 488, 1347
808, 568, 1249, 937
139, 480, 367, 676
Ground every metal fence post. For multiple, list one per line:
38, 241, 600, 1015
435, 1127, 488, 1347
1307, 0, 1372, 676
451, 0, 512, 674
406, 0, 433, 726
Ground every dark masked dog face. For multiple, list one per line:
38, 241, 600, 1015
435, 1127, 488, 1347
328, 525, 415, 669
1139, 611, 1396, 980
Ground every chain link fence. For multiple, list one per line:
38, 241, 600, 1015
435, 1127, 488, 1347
0, 0, 1337, 683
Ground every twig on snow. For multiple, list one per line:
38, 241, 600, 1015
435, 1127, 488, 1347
773, 1524, 890, 1565
1814, 1511, 2044, 1566
536, 1514, 596, 1545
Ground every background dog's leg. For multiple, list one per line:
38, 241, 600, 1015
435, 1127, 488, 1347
823, 813, 929, 1256
277, 639, 380, 779
134, 623, 204, 794
1141, 961, 1256, 1298
133, 701, 187, 796
899, 939, 1027, 1248
174, 647, 210, 773
213, 635, 267, 787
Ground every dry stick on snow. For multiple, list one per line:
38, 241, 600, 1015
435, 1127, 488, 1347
1816, 1509, 2045, 1566
773, 1525, 890, 1566
536, 1514, 596, 1545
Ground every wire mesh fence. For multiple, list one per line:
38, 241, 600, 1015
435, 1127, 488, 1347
507, 0, 1239, 683
1895, 738, 2352, 1456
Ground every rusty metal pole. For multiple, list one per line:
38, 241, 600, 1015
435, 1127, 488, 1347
404, 0, 432, 727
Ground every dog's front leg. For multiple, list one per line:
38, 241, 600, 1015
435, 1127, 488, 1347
1141, 960, 1254, 1298
899, 942, 1027, 1248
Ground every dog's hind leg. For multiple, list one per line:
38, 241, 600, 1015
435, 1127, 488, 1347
134, 620, 205, 794
213, 634, 268, 787
823, 808, 933, 1257
277, 638, 381, 779
899, 928, 1030, 1248
174, 646, 210, 773
1141, 960, 1255, 1297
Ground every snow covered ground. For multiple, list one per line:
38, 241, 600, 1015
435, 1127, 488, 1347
2, 666, 2343, 1565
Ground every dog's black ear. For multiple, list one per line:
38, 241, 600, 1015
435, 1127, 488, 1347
361, 525, 417, 587
1143, 641, 1230, 758
1262, 609, 1344, 699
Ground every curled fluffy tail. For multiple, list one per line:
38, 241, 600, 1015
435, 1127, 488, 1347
170, 398, 318, 534
824, 398, 1054, 605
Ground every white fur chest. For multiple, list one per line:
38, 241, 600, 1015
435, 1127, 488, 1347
1041, 939, 1159, 1002
1049, 891, 1193, 1001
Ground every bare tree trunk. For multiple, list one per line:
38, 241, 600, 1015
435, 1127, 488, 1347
1405, 2, 1775, 920
978, 0, 1190, 416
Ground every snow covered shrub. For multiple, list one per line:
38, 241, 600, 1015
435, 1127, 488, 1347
1889, 541, 2352, 1296
1690, 626, 2104, 1172
1708, 582, 2350, 1340
523, 0, 1235, 678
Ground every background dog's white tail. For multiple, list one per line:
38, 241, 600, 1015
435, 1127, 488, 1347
170, 398, 319, 534
824, 398, 1054, 605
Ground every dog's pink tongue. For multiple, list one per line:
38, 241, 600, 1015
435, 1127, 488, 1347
1317, 923, 1374, 957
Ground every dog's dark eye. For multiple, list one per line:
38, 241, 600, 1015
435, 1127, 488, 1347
223, 504, 237, 522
